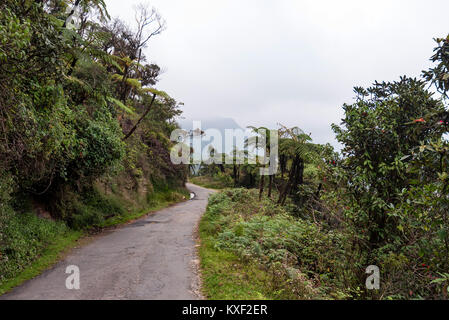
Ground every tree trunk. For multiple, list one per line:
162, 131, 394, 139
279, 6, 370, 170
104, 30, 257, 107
280, 155, 287, 178
267, 175, 273, 198
278, 157, 299, 205
122, 93, 157, 141
120, 65, 130, 103
259, 173, 265, 201
291, 160, 304, 195
315, 183, 323, 198
233, 165, 239, 186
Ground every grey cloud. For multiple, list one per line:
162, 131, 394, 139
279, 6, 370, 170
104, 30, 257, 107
106, 0, 449, 148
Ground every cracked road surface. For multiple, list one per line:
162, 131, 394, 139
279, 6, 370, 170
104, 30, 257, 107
2, 183, 214, 300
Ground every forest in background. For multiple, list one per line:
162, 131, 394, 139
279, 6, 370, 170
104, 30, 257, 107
0, 0, 188, 288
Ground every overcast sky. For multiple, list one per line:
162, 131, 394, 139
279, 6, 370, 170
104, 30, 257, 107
105, 0, 449, 146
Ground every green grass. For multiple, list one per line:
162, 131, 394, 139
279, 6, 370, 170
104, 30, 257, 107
199, 234, 274, 300
0, 229, 83, 296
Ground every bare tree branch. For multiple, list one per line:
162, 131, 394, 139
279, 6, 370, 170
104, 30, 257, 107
122, 93, 157, 141
134, 4, 166, 49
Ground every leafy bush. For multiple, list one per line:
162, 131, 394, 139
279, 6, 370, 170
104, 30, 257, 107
68, 188, 126, 230
331, 77, 446, 249
0, 211, 69, 284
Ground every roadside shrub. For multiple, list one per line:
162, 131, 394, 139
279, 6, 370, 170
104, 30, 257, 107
214, 172, 234, 188
0, 212, 69, 284
203, 189, 350, 299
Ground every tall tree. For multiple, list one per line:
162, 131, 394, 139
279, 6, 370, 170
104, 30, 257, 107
245, 127, 274, 201
332, 77, 446, 249
276, 126, 314, 206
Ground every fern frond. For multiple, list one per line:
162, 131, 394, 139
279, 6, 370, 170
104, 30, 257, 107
125, 78, 142, 90
111, 74, 123, 82
142, 88, 170, 99
85, 47, 125, 73
64, 75, 92, 93
107, 96, 135, 115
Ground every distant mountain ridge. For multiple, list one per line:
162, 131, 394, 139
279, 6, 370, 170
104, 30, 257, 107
178, 117, 246, 156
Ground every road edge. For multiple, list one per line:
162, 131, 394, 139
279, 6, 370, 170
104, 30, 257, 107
189, 183, 217, 300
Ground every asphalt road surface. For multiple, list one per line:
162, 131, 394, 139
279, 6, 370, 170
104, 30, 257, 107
1, 183, 214, 300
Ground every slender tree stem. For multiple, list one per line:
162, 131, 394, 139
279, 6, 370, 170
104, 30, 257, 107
122, 93, 157, 141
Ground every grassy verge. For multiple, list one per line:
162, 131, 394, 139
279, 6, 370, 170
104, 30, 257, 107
198, 189, 286, 300
198, 188, 344, 300
0, 188, 188, 296
199, 229, 274, 300
0, 229, 82, 296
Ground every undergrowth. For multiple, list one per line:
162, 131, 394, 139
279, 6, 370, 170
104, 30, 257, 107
199, 188, 351, 300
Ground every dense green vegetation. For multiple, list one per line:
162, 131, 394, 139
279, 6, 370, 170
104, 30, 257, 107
200, 189, 338, 299
198, 36, 449, 300
0, 0, 187, 289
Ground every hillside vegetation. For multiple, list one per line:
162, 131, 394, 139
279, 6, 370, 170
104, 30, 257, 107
0, 1, 187, 289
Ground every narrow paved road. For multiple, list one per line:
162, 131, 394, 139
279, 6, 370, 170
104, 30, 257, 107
2, 183, 214, 300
